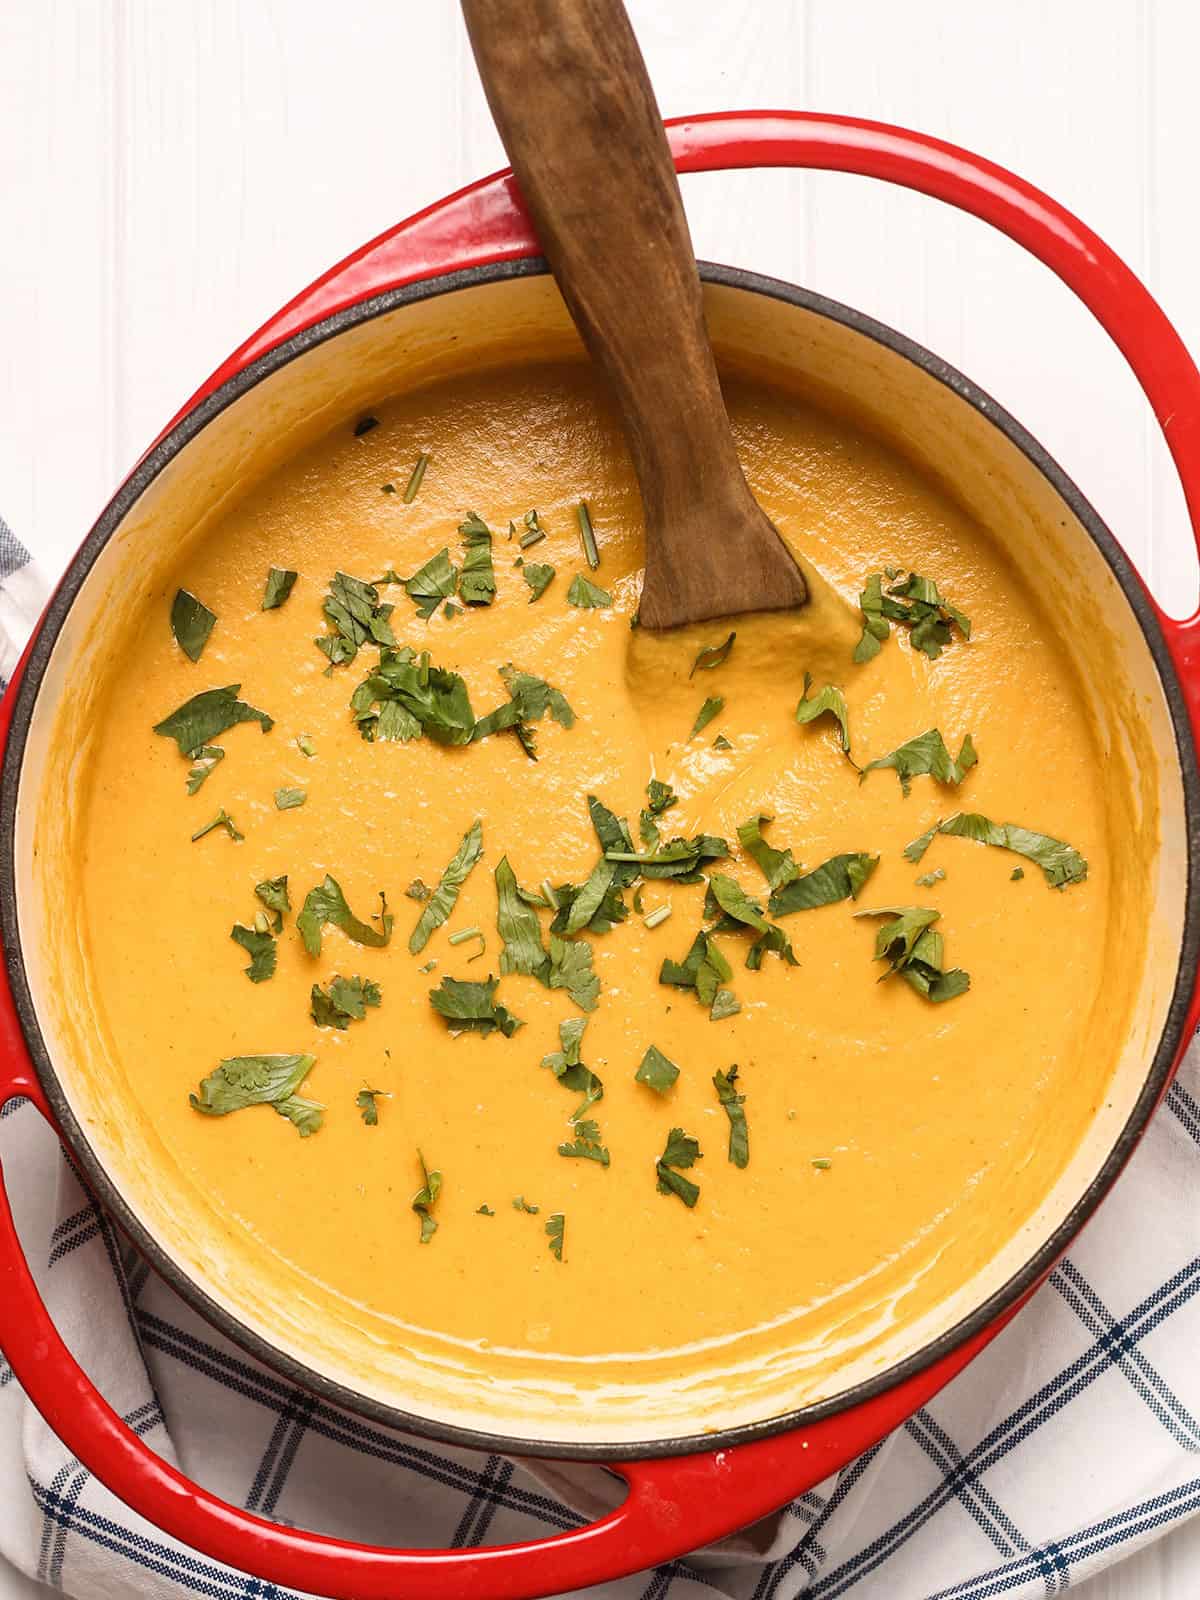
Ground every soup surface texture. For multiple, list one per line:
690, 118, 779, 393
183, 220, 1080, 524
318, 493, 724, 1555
60, 362, 1133, 1442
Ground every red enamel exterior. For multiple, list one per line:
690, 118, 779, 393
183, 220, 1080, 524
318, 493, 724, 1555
0, 110, 1198, 1599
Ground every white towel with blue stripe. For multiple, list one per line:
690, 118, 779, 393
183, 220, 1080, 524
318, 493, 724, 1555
1, 519, 1199, 1600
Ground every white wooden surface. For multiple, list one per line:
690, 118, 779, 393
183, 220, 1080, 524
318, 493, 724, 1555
2, 2, 1199, 1596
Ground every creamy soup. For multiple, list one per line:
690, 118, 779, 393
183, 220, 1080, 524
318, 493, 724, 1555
55, 361, 1138, 1441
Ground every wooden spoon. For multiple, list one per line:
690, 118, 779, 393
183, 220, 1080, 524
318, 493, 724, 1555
461, 0, 808, 630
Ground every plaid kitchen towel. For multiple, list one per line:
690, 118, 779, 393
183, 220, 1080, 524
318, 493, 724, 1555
2, 524, 1200, 1600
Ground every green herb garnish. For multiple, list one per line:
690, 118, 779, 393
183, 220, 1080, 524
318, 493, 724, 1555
513, 1196, 540, 1214
356, 1087, 387, 1125
405, 549, 458, 621
522, 562, 555, 601
351, 647, 475, 744
659, 929, 737, 1018
154, 684, 273, 755
542, 1016, 602, 1117
904, 811, 1087, 887
737, 814, 798, 892
567, 574, 612, 609
558, 1118, 610, 1166
186, 745, 224, 794
311, 974, 382, 1030
547, 932, 599, 1012
495, 855, 548, 975
403, 452, 430, 503
690, 696, 723, 739
546, 1213, 565, 1260
471, 664, 575, 756
406, 879, 432, 901
713, 733, 733, 751
429, 975, 523, 1038
854, 570, 971, 663
656, 1128, 701, 1207
412, 1152, 441, 1243
274, 787, 307, 810
690, 631, 736, 677
231, 923, 275, 982
316, 571, 396, 668
297, 875, 393, 956
860, 729, 977, 795
855, 905, 970, 1002
768, 852, 879, 915
1011, 866, 1025, 881
189, 1053, 321, 1136
915, 867, 946, 887
255, 875, 290, 931
296, 734, 316, 758
704, 874, 798, 970
263, 568, 298, 610
639, 777, 678, 847
191, 809, 243, 843
713, 1066, 748, 1167
635, 1045, 678, 1094
795, 674, 851, 755
576, 501, 599, 569
458, 512, 497, 606
170, 589, 216, 662
410, 820, 483, 954
477, 1204, 495, 1215
518, 510, 547, 548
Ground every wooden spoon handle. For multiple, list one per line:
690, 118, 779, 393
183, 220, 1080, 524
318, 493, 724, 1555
460, 0, 807, 627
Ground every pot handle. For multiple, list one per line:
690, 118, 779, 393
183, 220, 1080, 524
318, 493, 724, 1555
7, 108, 1196, 1597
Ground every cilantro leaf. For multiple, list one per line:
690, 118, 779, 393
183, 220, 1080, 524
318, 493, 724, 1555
690, 631, 736, 677
659, 929, 737, 1018
189, 1053, 320, 1136
429, 975, 523, 1038
567, 574, 612, 609
542, 1016, 603, 1117
311, 974, 382, 1029
513, 1195, 540, 1214
154, 684, 273, 755
915, 867, 946, 887
710, 988, 740, 1020
316, 571, 396, 667
191, 809, 243, 843
458, 512, 497, 606
412, 1151, 441, 1243
704, 873, 769, 933
357, 1087, 386, 1125
495, 855, 549, 976
928, 811, 1088, 888
690, 696, 723, 739
274, 787, 307, 810
635, 1045, 678, 1094
518, 509, 547, 548
522, 562, 555, 601
255, 875, 290, 931
231, 923, 275, 982
860, 729, 977, 795
352, 647, 476, 745
558, 1118, 610, 1165
406, 879, 432, 901
768, 852, 879, 915
639, 777, 678, 847
656, 1127, 701, 1206
170, 589, 216, 662
854, 570, 971, 663
263, 568, 297, 610
185, 745, 224, 795
403, 453, 429, 503
297, 875, 393, 956
713, 1066, 748, 1167
795, 674, 851, 755
604, 834, 729, 882
410, 819, 483, 954
405, 548, 459, 621
854, 573, 890, 663
471, 663, 575, 753
547, 932, 599, 1012
546, 1213, 565, 1260
854, 904, 970, 1001
737, 814, 799, 891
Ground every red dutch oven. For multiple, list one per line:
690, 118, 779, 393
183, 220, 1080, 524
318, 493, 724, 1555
1, 112, 1199, 1600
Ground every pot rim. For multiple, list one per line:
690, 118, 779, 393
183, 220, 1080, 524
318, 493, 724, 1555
2, 257, 1196, 1463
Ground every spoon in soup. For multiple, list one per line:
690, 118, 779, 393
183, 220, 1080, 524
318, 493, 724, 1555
461, 0, 810, 631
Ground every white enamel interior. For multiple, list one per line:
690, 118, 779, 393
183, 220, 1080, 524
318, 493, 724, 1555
11, 270, 1189, 1447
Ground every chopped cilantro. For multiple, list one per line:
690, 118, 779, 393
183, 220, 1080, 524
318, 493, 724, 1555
311, 974, 382, 1030
656, 1127, 701, 1206
405, 549, 458, 620
690, 696, 723, 739
297, 875, 393, 956
795, 674, 852, 755
576, 501, 599, 568
522, 562, 556, 601
316, 572, 396, 668
185, 745, 224, 795
558, 1118, 610, 1166
546, 1213, 566, 1260
429, 975, 523, 1038
191, 809, 243, 843
904, 811, 1088, 888
189, 1053, 321, 1136
170, 589, 216, 662
768, 852, 879, 915
737, 814, 798, 892
519, 509, 547, 548
854, 570, 971, 663
567, 574, 612, 609
255, 875, 290, 931
713, 1066, 748, 1167
513, 1195, 540, 1214
690, 631, 736, 677
356, 1087, 388, 1125
230, 923, 275, 982
263, 568, 298, 610
403, 452, 430, 503
860, 729, 977, 795
542, 1016, 603, 1118
154, 684, 273, 756
458, 512, 497, 606
476, 1204, 495, 1216
855, 905, 970, 1002
410, 820, 483, 954
351, 646, 476, 745
635, 1045, 679, 1094
296, 734, 316, 758
412, 1152, 441, 1243
274, 787, 307, 810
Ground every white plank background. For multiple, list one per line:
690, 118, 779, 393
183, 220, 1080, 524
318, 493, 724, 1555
1, 1, 1199, 1596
